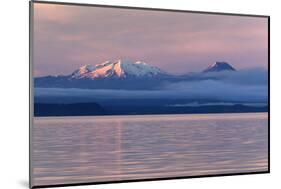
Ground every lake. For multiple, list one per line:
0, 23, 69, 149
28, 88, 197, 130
31, 113, 268, 186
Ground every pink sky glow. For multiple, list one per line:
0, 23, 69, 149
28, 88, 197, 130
33, 3, 268, 76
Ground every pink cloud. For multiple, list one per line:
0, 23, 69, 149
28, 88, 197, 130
34, 3, 76, 24
33, 3, 268, 76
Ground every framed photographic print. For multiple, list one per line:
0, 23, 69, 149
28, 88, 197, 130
30, 1, 270, 188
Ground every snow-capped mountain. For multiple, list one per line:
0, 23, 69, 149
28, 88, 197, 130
203, 62, 236, 73
34, 60, 238, 90
70, 59, 166, 79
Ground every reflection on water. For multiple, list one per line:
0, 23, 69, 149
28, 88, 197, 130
32, 113, 268, 186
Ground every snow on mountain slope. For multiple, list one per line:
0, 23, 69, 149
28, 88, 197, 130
71, 65, 95, 78
203, 61, 236, 73
70, 59, 166, 79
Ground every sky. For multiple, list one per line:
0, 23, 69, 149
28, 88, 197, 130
33, 3, 268, 76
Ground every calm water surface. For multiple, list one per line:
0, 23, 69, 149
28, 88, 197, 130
32, 113, 268, 186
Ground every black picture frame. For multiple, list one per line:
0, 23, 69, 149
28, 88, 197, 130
29, 1, 270, 188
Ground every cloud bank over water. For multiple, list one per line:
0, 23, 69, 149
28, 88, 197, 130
35, 69, 268, 103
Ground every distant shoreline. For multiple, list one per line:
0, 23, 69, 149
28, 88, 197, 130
34, 111, 268, 119
34, 111, 269, 118
34, 103, 268, 117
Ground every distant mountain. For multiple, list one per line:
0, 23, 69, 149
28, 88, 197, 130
203, 62, 236, 73
35, 59, 173, 89
70, 59, 166, 79
34, 59, 237, 89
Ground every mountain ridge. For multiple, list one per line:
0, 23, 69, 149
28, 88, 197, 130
203, 61, 236, 73
70, 59, 166, 79
34, 59, 237, 89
